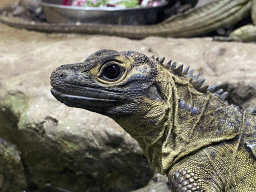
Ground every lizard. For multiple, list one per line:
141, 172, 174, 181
50, 49, 256, 191
1, 0, 256, 41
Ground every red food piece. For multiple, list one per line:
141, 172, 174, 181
61, 0, 72, 6
106, 3, 115, 7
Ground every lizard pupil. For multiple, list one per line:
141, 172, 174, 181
103, 64, 120, 79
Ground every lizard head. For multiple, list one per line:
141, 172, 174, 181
50, 49, 169, 119
50, 49, 189, 174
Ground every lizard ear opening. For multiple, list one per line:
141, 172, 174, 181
146, 85, 164, 102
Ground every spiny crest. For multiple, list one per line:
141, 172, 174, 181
151, 55, 229, 101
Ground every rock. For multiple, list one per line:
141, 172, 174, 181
0, 137, 27, 191
1, 19, 256, 191
219, 83, 256, 108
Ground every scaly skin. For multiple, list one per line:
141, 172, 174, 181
50, 49, 256, 191
1, 0, 256, 41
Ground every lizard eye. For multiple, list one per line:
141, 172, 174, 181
101, 64, 122, 80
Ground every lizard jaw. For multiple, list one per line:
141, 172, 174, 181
51, 88, 122, 113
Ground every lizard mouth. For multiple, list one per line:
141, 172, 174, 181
51, 88, 123, 112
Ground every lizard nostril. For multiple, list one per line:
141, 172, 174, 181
59, 73, 66, 79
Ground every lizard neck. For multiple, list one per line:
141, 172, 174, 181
114, 106, 170, 174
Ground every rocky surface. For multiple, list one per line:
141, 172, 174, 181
1, 89, 154, 192
1, 1, 256, 190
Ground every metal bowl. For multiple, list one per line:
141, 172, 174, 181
40, 0, 167, 25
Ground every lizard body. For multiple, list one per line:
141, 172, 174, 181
1, 0, 256, 41
50, 49, 256, 191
